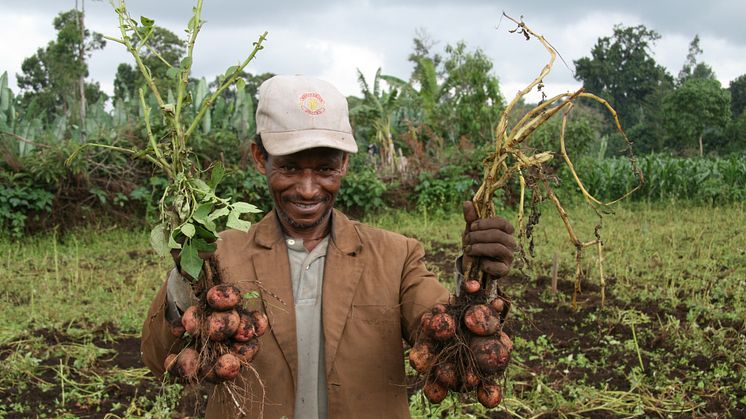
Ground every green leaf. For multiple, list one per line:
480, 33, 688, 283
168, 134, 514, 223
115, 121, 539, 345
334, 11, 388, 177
166, 68, 180, 79
224, 65, 238, 79
190, 178, 211, 194
194, 223, 218, 241
209, 162, 225, 189
236, 78, 246, 92
168, 232, 182, 249
192, 237, 217, 253
149, 223, 169, 257
232, 201, 261, 214
180, 242, 203, 281
226, 210, 251, 231
180, 57, 193, 70
192, 202, 213, 223
208, 207, 230, 221
140, 16, 155, 27
242, 291, 259, 300
181, 223, 196, 238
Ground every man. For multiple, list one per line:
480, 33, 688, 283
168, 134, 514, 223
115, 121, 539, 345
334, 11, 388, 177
141, 75, 516, 418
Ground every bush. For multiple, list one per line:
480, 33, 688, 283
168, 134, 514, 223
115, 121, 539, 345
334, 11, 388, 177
0, 174, 54, 238
414, 164, 477, 213
338, 167, 387, 215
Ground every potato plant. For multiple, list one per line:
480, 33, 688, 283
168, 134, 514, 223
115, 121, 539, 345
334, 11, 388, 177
410, 14, 643, 409
68, 0, 267, 280
66, 0, 270, 411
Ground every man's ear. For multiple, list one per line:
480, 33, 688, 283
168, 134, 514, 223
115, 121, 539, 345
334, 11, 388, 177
340, 153, 350, 176
251, 143, 267, 175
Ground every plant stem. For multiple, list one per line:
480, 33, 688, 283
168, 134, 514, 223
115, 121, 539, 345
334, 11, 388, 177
175, 0, 203, 147
631, 322, 645, 372
185, 31, 269, 139
115, 0, 165, 109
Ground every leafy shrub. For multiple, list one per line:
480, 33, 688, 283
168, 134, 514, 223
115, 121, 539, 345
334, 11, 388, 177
414, 164, 477, 213
0, 174, 54, 238
338, 167, 387, 214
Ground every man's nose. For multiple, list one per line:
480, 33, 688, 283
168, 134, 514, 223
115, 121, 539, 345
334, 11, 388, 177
296, 170, 319, 198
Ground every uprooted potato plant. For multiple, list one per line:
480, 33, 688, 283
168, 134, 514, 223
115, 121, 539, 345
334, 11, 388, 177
409, 13, 643, 409
66, 0, 271, 414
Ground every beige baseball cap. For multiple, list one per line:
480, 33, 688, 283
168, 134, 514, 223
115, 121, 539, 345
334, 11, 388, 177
255, 75, 358, 156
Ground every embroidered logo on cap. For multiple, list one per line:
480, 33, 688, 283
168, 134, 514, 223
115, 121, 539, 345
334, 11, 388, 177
299, 92, 326, 115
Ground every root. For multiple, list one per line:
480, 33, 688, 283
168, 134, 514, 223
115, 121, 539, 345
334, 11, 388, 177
465, 13, 642, 310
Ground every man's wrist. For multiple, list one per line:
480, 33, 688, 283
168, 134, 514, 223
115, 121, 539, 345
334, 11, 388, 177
165, 269, 195, 323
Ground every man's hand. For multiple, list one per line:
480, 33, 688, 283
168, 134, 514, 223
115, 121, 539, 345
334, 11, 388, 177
165, 248, 215, 323
462, 201, 516, 278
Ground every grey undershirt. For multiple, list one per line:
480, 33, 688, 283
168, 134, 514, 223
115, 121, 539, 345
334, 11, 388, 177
285, 235, 329, 419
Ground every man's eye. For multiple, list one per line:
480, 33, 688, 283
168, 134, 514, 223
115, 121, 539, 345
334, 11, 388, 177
281, 166, 298, 172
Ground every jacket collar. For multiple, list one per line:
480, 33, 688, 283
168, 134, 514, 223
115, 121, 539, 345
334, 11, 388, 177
254, 208, 362, 255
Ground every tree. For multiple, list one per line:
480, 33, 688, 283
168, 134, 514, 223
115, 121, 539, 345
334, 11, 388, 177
729, 74, 746, 118
112, 26, 185, 102
574, 24, 673, 146
678, 35, 715, 84
16, 9, 106, 122
352, 68, 402, 173
662, 78, 731, 155
436, 41, 504, 146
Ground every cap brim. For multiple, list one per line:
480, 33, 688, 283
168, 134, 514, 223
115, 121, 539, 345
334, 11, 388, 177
261, 129, 358, 156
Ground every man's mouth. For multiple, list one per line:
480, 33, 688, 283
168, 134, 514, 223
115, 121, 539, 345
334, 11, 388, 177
292, 202, 321, 210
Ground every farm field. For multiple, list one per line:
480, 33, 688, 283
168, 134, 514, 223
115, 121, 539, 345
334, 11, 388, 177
0, 202, 744, 417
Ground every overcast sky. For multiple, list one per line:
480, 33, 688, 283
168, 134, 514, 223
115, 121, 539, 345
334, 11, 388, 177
1, 0, 745, 103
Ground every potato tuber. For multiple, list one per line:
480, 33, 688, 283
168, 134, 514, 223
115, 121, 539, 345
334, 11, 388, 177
463, 279, 481, 294
232, 311, 256, 342
176, 348, 199, 380
232, 339, 260, 363
430, 312, 456, 341
181, 305, 200, 335
477, 383, 503, 408
206, 284, 242, 311
434, 362, 458, 389
207, 310, 240, 341
464, 304, 500, 336
423, 380, 448, 404
215, 353, 241, 380
470, 337, 510, 374
250, 310, 269, 337
408, 341, 434, 374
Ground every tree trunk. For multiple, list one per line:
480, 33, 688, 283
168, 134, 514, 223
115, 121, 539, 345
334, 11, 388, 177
77, 0, 87, 140
698, 133, 703, 157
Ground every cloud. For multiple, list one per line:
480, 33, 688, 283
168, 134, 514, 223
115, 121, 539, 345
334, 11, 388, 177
1, 0, 744, 102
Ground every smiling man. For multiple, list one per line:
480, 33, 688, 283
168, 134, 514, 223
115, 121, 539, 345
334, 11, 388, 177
140, 75, 516, 418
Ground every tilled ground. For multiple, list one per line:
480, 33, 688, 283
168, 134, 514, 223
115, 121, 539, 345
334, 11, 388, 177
1, 241, 743, 418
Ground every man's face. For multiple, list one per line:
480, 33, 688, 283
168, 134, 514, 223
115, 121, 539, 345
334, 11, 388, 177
253, 144, 349, 232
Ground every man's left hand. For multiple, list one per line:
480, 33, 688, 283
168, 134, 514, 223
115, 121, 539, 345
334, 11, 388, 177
462, 201, 516, 278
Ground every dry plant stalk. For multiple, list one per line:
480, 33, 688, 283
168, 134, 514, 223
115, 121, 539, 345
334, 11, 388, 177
464, 13, 643, 310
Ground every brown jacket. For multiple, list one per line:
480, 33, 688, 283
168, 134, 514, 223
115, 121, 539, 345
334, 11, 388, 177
141, 209, 450, 418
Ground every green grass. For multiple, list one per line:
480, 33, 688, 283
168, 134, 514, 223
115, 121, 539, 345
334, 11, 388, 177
1, 202, 744, 416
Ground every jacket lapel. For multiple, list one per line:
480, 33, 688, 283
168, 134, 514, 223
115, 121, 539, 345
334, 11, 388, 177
323, 210, 364, 376
252, 211, 298, 388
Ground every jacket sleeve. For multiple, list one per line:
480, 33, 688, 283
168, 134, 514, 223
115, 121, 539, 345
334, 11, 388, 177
140, 272, 183, 378
399, 237, 452, 345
